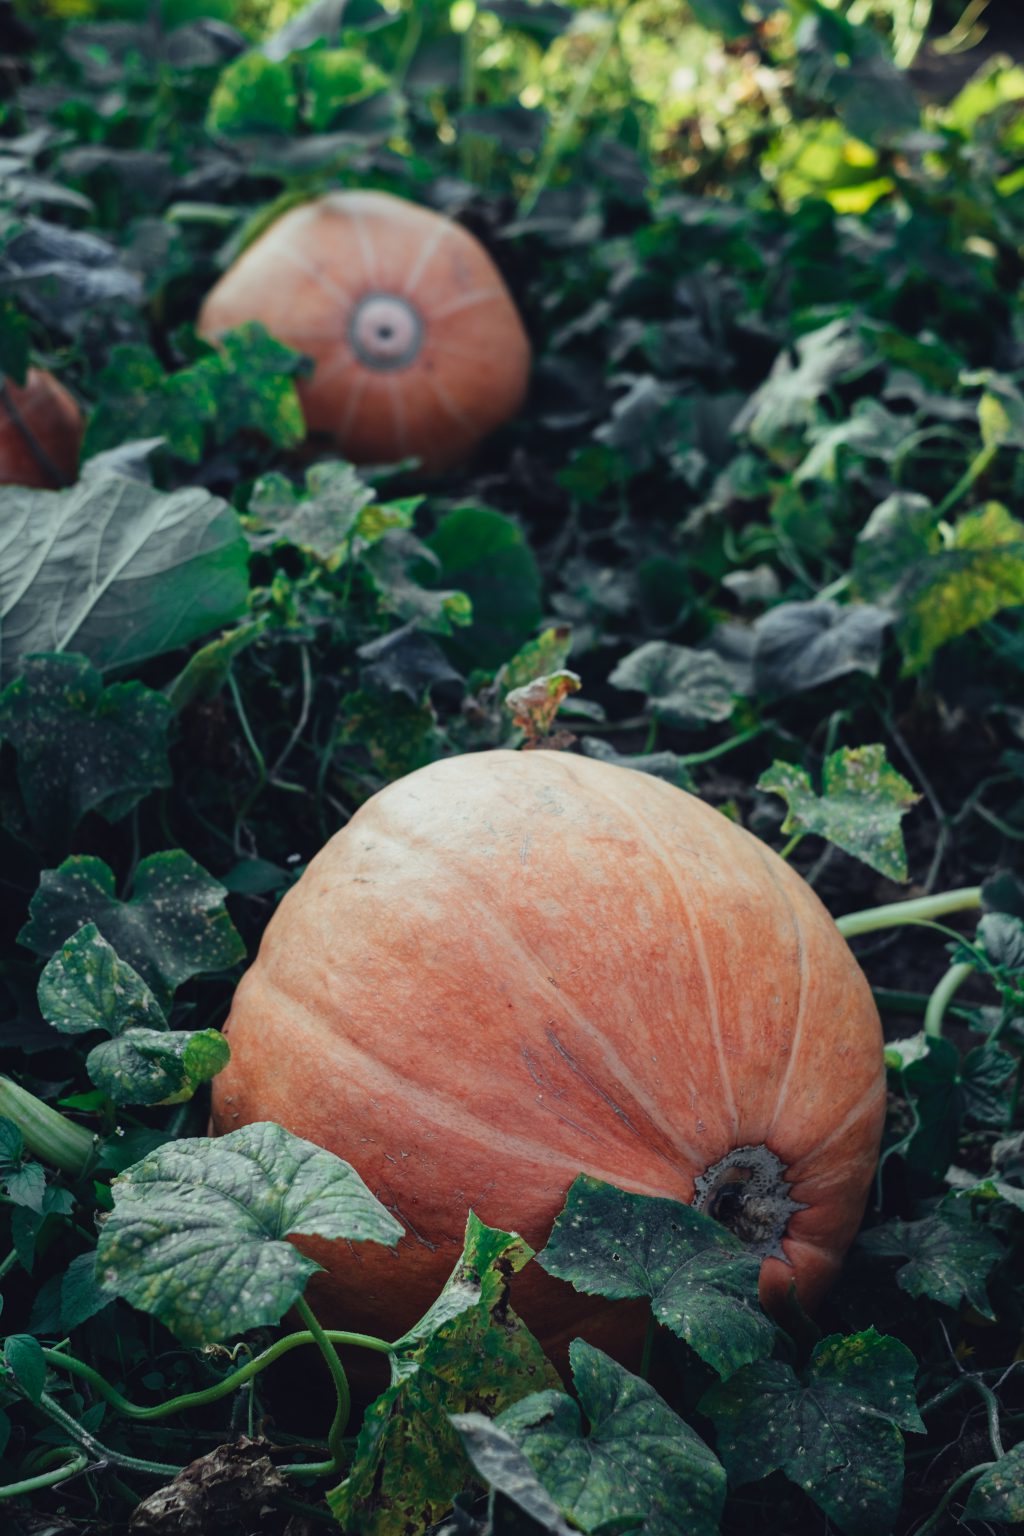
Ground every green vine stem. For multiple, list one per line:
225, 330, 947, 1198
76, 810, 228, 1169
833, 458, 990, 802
835, 887, 983, 940
43, 1326, 391, 1423
295, 1296, 351, 1472
911, 1461, 996, 1536
0, 1449, 89, 1501
0, 1077, 96, 1178
24, 1390, 183, 1479
923, 960, 975, 1038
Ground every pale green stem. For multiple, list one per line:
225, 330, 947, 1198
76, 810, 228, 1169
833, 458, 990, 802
295, 1296, 350, 1472
935, 440, 998, 519
836, 887, 982, 940
778, 833, 805, 862
0, 1078, 96, 1178
42, 1327, 391, 1423
924, 960, 975, 1038
0, 1450, 89, 1501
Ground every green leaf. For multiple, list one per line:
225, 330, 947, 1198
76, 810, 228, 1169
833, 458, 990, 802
451, 1415, 577, 1532
207, 52, 299, 137
87, 1027, 230, 1107
0, 654, 174, 846
38, 922, 167, 1038
701, 1329, 924, 1536
538, 1176, 774, 1379
496, 626, 574, 698
163, 621, 268, 713
4, 1334, 46, 1403
337, 689, 444, 780
304, 49, 389, 130
856, 498, 1024, 675
885, 1033, 963, 1180
609, 642, 735, 728
489, 1340, 726, 1536
427, 507, 543, 671
97, 1122, 403, 1344
82, 343, 217, 464
978, 912, 1024, 974
0, 1118, 46, 1213
752, 601, 893, 697
59, 1250, 113, 1332
363, 532, 474, 636
758, 744, 919, 881
248, 462, 374, 562
978, 375, 1024, 450
333, 1213, 559, 1535
506, 670, 581, 742
733, 319, 867, 458
964, 1443, 1024, 1523
858, 1203, 1004, 1317
687, 0, 747, 39
0, 476, 249, 689
21, 852, 245, 1009
208, 324, 307, 450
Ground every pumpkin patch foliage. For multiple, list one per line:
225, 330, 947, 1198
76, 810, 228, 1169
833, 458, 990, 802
1, 1, 1024, 1533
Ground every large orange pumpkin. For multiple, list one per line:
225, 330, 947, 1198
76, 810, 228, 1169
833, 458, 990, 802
211, 749, 885, 1354
197, 191, 530, 472
0, 369, 83, 489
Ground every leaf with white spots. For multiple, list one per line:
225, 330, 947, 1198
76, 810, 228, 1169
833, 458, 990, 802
20, 851, 245, 1009
857, 1201, 1005, 1318
608, 641, 735, 728
38, 922, 167, 1038
964, 1443, 1024, 1524
87, 1027, 230, 1107
479, 1339, 726, 1536
758, 743, 919, 881
700, 1328, 924, 1536
97, 1122, 403, 1344
537, 1176, 774, 1378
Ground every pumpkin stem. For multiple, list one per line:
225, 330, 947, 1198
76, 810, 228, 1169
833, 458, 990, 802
692, 1145, 806, 1260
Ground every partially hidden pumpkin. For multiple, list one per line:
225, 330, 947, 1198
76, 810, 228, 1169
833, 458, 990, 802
0, 369, 83, 489
197, 191, 530, 472
211, 749, 885, 1356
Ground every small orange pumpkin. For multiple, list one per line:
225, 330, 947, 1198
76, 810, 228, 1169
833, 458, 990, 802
198, 191, 530, 472
211, 750, 885, 1354
0, 369, 83, 489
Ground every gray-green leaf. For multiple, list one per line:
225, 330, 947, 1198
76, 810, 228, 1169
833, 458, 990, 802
0, 653, 173, 845
97, 1122, 403, 1344
21, 852, 245, 1009
964, 1443, 1024, 1524
608, 641, 735, 728
492, 1339, 726, 1536
0, 475, 249, 688
758, 744, 919, 881
700, 1328, 924, 1536
538, 1176, 774, 1378
857, 1203, 1004, 1318
87, 1027, 230, 1107
38, 922, 166, 1038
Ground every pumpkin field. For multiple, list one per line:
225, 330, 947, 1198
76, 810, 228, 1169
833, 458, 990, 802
1, 0, 1024, 1531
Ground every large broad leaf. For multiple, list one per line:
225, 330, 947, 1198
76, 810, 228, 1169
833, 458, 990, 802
608, 641, 735, 728
858, 1202, 1004, 1318
700, 1329, 924, 1536
449, 1417, 577, 1536
426, 506, 542, 671
758, 744, 919, 881
538, 1176, 774, 1379
20, 851, 245, 1008
855, 497, 1024, 674
0, 475, 249, 687
732, 319, 868, 458
87, 1027, 231, 1108
0, 653, 173, 846
97, 1122, 403, 1343
331, 1213, 559, 1536
752, 601, 893, 696
484, 1340, 726, 1536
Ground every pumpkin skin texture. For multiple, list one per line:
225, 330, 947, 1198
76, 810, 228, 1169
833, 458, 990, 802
211, 749, 885, 1356
197, 191, 530, 472
0, 369, 83, 488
